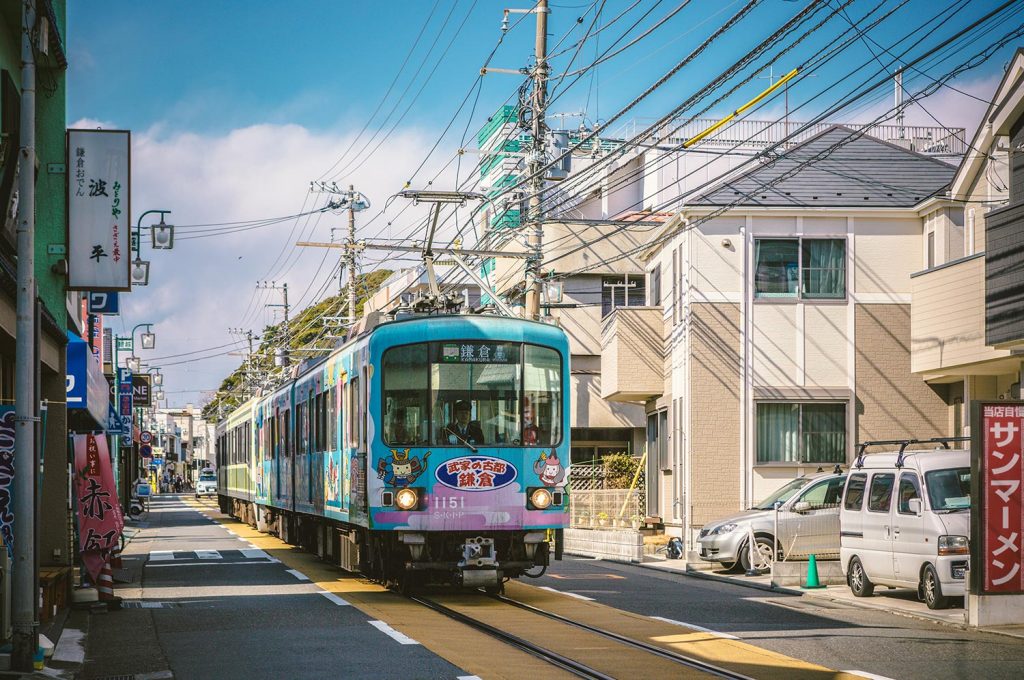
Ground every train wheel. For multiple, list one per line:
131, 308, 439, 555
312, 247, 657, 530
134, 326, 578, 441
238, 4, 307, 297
484, 582, 504, 596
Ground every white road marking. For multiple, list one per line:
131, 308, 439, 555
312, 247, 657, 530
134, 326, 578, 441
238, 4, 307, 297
149, 551, 175, 561
145, 561, 276, 568
241, 548, 271, 560
538, 586, 595, 601
237, 537, 250, 543
368, 620, 419, 645
457, 677, 483, 680
136, 671, 175, 680
225, 529, 237, 535
649, 616, 739, 640
286, 569, 309, 581
319, 591, 350, 606
841, 672, 897, 680
51, 626, 86, 663
196, 550, 222, 560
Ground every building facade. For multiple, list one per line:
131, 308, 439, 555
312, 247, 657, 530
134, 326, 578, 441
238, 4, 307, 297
603, 125, 962, 546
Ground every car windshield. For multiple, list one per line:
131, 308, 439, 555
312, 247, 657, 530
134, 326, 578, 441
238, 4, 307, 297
753, 477, 811, 510
199, 473, 216, 482
925, 467, 970, 511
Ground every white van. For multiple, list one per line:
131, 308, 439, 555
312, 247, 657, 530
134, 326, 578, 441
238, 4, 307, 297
840, 441, 970, 610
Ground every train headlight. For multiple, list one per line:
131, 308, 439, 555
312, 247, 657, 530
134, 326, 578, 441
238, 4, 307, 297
530, 488, 552, 510
395, 488, 419, 511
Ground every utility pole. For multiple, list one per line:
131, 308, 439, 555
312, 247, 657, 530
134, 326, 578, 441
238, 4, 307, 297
13, 0, 37, 670
895, 66, 905, 139
347, 185, 358, 325
524, 0, 549, 321
258, 282, 290, 368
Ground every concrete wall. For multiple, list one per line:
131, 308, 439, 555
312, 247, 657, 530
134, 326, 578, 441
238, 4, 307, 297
600, 306, 664, 401
856, 304, 948, 442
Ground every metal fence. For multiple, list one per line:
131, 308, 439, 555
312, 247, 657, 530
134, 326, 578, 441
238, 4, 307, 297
773, 503, 841, 561
569, 461, 646, 529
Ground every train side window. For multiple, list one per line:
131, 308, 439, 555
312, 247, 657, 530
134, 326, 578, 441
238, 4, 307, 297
348, 377, 358, 449
318, 391, 326, 452
329, 387, 337, 449
359, 367, 368, 453
271, 411, 278, 460
283, 409, 291, 457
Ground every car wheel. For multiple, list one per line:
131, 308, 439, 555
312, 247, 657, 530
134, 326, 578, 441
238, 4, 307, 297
922, 564, 949, 610
847, 556, 875, 597
739, 536, 775, 572
719, 560, 741, 573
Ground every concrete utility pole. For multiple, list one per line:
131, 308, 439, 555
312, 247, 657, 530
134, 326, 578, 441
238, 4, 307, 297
13, 0, 37, 670
524, 0, 549, 321
347, 185, 358, 325
258, 282, 290, 367
895, 66, 905, 139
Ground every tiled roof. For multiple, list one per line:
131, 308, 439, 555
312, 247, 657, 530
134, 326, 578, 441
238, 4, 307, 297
688, 125, 956, 208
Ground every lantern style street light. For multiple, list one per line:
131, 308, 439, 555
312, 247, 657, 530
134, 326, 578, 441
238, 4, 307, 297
132, 210, 174, 286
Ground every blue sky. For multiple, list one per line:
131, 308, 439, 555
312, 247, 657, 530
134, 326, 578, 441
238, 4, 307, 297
66, 1, 1024, 406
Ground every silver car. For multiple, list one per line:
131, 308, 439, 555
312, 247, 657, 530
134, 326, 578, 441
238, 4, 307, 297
697, 471, 846, 572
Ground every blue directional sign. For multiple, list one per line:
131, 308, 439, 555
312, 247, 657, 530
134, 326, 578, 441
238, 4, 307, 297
107, 402, 122, 435
87, 291, 120, 315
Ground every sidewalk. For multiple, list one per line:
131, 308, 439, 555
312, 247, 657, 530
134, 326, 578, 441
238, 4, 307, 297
636, 556, 1024, 640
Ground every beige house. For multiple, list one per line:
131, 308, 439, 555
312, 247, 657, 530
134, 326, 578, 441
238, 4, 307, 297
910, 49, 1023, 424
603, 124, 963, 546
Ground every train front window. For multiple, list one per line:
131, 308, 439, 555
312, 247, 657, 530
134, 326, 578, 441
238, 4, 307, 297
383, 344, 429, 446
523, 345, 562, 446
432, 342, 521, 446
383, 341, 563, 447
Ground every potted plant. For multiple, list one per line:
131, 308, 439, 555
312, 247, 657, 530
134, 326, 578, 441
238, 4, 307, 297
630, 515, 642, 530
596, 512, 609, 527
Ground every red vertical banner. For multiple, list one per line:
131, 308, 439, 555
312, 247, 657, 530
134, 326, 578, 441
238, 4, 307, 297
73, 434, 124, 580
981, 404, 1024, 594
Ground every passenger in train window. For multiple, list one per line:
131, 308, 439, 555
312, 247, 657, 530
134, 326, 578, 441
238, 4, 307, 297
441, 400, 485, 446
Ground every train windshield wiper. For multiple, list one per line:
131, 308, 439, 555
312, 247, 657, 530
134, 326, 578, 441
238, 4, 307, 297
449, 431, 479, 452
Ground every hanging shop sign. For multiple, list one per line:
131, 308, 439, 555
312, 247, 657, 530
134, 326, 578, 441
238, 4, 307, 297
72, 433, 124, 581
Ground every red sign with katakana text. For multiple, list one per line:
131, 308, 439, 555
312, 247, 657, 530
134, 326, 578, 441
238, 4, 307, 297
981, 404, 1024, 593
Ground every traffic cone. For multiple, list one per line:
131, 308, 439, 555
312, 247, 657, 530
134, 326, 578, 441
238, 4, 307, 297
110, 545, 123, 569
803, 554, 826, 589
97, 560, 114, 601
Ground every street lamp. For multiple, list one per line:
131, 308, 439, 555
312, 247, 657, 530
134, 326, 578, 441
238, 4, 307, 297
151, 215, 175, 250
152, 369, 163, 387
126, 356, 141, 372
133, 210, 173, 287
131, 257, 150, 286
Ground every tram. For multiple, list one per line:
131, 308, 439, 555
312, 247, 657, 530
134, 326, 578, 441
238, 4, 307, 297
216, 313, 570, 591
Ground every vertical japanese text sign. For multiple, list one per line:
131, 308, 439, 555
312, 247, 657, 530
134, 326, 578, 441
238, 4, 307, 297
118, 367, 133, 447
973, 402, 1024, 594
73, 434, 124, 580
67, 129, 131, 291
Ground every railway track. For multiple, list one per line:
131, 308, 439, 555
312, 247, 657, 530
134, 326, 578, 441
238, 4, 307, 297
409, 591, 755, 680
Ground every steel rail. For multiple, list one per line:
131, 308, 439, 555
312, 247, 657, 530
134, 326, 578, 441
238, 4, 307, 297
493, 594, 756, 680
409, 595, 613, 679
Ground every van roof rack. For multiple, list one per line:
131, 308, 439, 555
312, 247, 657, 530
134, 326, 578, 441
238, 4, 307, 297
854, 436, 970, 469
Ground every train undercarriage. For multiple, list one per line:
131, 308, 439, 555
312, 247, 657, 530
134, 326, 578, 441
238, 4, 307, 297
220, 495, 560, 593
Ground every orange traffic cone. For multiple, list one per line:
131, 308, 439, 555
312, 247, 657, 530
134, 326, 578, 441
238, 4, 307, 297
97, 560, 114, 601
110, 545, 123, 569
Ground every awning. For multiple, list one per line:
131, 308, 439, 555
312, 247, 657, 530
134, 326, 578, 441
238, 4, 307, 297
66, 331, 110, 430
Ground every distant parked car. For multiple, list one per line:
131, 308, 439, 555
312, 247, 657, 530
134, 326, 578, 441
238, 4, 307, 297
697, 469, 846, 572
195, 468, 217, 498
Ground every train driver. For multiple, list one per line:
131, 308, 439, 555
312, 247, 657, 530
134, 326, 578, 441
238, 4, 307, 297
441, 400, 486, 446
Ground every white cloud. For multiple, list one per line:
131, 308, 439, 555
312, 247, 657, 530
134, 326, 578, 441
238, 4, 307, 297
92, 121, 457, 407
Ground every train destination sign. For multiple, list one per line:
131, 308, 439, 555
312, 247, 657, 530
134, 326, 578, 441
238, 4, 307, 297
437, 342, 519, 364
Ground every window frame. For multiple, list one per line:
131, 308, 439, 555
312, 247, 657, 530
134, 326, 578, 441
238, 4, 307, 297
753, 236, 848, 302
381, 340, 566, 448
844, 472, 867, 511
897, 472, 922, 515
755, 400, 848, 465
867, 473, 896, 513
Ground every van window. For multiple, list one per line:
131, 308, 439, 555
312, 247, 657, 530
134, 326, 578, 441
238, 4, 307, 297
844, 473, 867, 510
897, 474, 921, 514
925, 467, 971, 510
798, 477, 846, 509
867, 473, 895, 512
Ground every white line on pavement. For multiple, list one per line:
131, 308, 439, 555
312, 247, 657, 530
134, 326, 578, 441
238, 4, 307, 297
537, 586, 595, 601
457, 677, 483, 680
241, 548, 271, 560
145, 561, 275, 568
51, 626, 86, 664
286, 569, 309, 581
368, 620, 419, 645
840, 672, 897, 680
149, 551, 175, 561
319, 591, 351, 606
649, 616, 740, 639
196, 550, 222, 559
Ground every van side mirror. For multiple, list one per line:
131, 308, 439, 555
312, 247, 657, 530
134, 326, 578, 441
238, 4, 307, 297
908, 498, 922, 515
793, 501, 811, 513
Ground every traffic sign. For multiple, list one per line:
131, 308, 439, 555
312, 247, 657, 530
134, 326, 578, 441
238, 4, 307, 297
140, 444, 152, 458
140, 430, 153, 445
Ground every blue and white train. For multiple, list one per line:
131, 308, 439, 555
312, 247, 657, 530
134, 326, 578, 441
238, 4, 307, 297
216, 314, 570, 590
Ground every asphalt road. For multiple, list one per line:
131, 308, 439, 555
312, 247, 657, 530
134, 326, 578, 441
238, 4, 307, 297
79, 496, 1024, 680
81, 495, 465, 680
532, 556, 1024, 680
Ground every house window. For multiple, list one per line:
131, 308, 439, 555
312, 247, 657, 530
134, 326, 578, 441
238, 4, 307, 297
601, 274, 646, 316
756, 402, 846, 464
649, 265, 661, 307
927, 231, 935, 269
754, 238, 845, 299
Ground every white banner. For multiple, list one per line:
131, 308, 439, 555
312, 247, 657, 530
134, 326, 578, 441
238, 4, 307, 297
67, 129, 131, 291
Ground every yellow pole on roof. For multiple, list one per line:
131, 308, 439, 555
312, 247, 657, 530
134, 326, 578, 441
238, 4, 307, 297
683, 67, 800, 149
